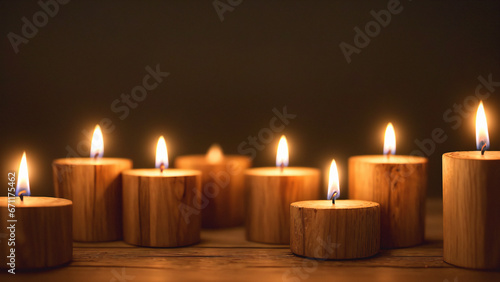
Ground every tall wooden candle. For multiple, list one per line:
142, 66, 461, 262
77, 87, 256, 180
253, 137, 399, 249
291, 159, 380, 259
1, 152, 72, 271
443, 102, 500, 270
53, 125, 132, 242
349, 123, 428, 249
175, 144, 251, 228
122, 136, 202, 247
245, 136, 320, 244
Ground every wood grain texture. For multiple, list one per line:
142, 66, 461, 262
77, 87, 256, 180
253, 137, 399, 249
53, 158, 133, 242
443, 151, 500, 270
3, 199, 500, 282
245, 167, 320, 244
175, 155, 251, 228
348, 155, 427, 249
290, 200, 380, 259
0, 197, 73, 270
122, 169, 202, 247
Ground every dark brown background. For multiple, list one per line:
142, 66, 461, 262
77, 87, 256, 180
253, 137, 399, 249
1, 0, 499, 197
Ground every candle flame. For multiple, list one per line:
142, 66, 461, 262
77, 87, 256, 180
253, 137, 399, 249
155, 136, 169, 169
327, 159, 340, 201
476, 101, 490, 151
16, 152, 30, 196
90, 125, 104, 159
383, 122, 396, 155
276, 135, 289, 168
206, 143, 224, 164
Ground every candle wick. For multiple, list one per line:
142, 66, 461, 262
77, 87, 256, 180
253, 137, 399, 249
94, 152, 99, 160
481, 143, 487, 156
19, 191, 25, 201
280, 163, 284, 173
331, 191, 338, 205
160, 163, 165, 173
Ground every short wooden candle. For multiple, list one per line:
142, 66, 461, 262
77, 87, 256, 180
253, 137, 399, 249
348, 155, 427, 248
245, 167, 320, 244
175, 144, 252, 228
122, 169, 202, 247
443, 151, 500, 270
290, 200, 380, 259
0, 197, 73, 270
52, 158, 132, 242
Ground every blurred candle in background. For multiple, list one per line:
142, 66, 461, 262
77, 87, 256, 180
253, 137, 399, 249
175, 143, 251, 228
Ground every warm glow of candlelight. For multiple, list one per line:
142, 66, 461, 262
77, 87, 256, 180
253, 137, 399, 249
16, 152, 30, 196
327, 159, 340, 201
276, 135, 289, 168
206, 143, 224, 164
155, 136, 169, 169
90, 125, 104, 159
476, 101, 490, 151
383, 122, 396, 155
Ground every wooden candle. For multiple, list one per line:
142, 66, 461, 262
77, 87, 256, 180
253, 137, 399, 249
348, 123, 428, 249
52, 125, 132, 242
291, 160, 380, 260
0, 152, 72, 271
245, 136, 320, 244
0, 197, 73, 270
290, 200, 380, 259
122, 169, 201, 247
122, 136, 202, 247
442, 102, 500, 270
175, 144, 252, 228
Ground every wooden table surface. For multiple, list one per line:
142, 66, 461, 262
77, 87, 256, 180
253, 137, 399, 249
2, 198, 500, 282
